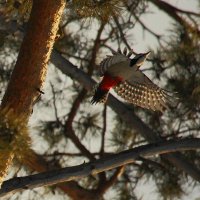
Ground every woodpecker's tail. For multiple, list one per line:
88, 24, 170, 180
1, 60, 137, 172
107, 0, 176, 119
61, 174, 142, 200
91, 85, 109, 104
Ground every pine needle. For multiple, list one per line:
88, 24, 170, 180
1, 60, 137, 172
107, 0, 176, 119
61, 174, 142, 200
70, 0, 124, 21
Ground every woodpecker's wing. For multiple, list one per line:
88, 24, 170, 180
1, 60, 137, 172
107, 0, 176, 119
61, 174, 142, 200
99, 48, 133, 76
113, 70, 173, 112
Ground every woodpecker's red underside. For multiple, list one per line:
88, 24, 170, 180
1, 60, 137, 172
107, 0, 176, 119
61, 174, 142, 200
99, 74, 123, 91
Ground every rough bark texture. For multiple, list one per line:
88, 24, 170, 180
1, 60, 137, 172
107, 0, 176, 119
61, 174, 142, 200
1, 0, 66, 118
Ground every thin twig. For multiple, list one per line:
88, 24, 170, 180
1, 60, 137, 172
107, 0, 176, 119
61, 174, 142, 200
113, 16, 133, 52
50, 82, 59, 123
65, 89, 95, 161
97, 166, 125, 195
87, 22, 105, 75
100, 105, 107, 156
133, 13, 161, 40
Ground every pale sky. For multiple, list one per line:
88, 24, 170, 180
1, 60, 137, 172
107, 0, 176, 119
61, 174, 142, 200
133, 0, 199, 51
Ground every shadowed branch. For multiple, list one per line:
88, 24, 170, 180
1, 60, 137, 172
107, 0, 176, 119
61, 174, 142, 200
1, 138, 200, 197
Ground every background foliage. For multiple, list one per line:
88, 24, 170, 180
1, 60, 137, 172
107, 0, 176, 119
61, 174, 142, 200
0, 0, 200, 199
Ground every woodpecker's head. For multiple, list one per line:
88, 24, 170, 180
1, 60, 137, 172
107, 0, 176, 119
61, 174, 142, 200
130, 51, 151, 68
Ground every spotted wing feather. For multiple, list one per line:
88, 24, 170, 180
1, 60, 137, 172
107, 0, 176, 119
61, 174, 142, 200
114, 70, 173, 112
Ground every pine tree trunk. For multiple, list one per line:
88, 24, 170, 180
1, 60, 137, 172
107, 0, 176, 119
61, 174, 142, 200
0, 0, 65, 190
1, 0, 66, 119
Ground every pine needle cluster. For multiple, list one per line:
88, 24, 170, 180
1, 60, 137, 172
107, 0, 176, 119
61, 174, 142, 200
69, 0, 123, 21
2, 0, 32, 22
0, 108, 32, 186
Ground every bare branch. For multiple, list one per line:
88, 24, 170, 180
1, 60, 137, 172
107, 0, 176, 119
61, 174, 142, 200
1, 138, 200, 197
133, 13, 161, 40
67, 127, 95, 161
44, 152, 112, 157
148, 0, 200, 34
87, 22, 105, 75
50, 82, 59, 122
97, 166, 125, 195
100, 105, 107, 156
113, 16, 134, 52
66, 88, 87, 126
64, 89, 95, 161
157, 1, 200, 17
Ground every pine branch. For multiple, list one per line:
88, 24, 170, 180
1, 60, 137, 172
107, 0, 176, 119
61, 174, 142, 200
69, 0, 123, 21
1, 138, 200, 197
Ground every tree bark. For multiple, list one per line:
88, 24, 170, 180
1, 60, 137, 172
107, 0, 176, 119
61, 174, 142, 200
1, 0, 66, 119
0, 0, 66, 195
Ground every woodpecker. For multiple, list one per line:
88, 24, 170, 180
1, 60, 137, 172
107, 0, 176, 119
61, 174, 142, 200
91, 47, 174, 112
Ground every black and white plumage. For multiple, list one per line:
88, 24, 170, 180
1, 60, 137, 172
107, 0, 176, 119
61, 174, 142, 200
92, 47, 174, 112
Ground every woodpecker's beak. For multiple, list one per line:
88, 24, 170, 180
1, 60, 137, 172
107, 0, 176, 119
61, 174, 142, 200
134, 51, 151, 70
144, 51, 151, 57
130, 51, 151, 69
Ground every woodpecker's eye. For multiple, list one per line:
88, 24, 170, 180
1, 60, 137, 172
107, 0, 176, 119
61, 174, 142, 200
130, 58, 137, 67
